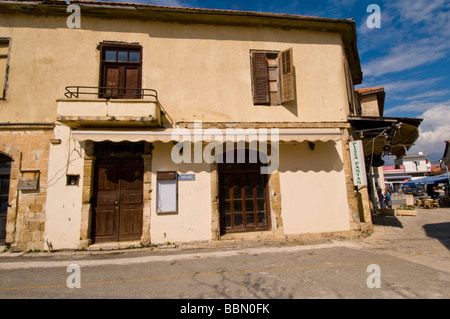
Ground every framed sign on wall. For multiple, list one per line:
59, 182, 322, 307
156, 171, 178, 214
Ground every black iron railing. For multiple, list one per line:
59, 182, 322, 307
64, 86, 158, 100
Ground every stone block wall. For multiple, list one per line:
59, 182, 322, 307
0, 126, 53, 251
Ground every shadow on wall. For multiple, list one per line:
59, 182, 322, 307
423, 222, 450, 251
278, 141, 343, 173
152, 141, 343, 174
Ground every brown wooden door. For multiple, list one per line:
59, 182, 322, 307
92, 160, 143, 243
0, 174, 9, 244
219, 171, 270, 234
0, 159, 11, 244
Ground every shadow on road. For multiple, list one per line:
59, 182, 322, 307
423, 222, 450, 251
371, 214, 403, 228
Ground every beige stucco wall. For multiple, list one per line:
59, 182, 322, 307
44, 124, 84, 250
278, 141, 351, 235
0, 13, 350, 124
42, 136, 355, 248
360, 95, 380, 117
150, 142, 213, 244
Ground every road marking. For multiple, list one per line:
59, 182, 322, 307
0, 242, 359, 270
0, 256, 396, 291
1, 243, 447, 292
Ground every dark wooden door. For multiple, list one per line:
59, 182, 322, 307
0, 159, 10, 244
0, 174, 9, 244
92, 160, 143, 243
219, 171, 270, 234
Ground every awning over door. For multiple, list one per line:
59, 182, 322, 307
349, 116, 422, 158
71, 128, 343, 143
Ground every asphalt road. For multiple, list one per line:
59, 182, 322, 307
0, 208, 449, 308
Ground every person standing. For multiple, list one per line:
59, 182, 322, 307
385, 189, 392, 209
377, 188, 385, 209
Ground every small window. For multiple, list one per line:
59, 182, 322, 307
104, 49, 116, 61
250, 48, 295, 105
0, 38, 11, 100
156, 172, 178, 214
99, 43, 142, 99
66, 175, 80, 186
129, 51, 140, 62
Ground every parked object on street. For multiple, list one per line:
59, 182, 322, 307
396, 206, 417, 216
402, 185, 425, 196
416, 198, 440, 209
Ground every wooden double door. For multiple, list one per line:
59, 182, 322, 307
92, 159, 143, 243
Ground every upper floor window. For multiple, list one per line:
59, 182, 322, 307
250, 48, 295, 105
0, 38, 10, 100
99, 43, 142, 99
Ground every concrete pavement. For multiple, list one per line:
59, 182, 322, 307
0, 207, 448, 300
1, 207, 449, 270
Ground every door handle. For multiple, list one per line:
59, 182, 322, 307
114, 201, 118, 205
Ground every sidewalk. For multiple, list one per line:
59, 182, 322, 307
1, 207, 449, 265
359, 207, 450, 273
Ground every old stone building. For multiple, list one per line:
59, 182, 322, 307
0, 1, 420, 251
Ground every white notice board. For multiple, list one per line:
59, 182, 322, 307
156, 172, 178, 213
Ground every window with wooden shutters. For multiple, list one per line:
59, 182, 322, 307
251, 51, 270, 105
250, 48, 295, 105
280, 48, 295, 103
99, 43, 142, 99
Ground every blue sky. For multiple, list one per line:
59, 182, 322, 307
110, 0, 450, 163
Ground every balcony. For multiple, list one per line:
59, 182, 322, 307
57, 86, 161, 128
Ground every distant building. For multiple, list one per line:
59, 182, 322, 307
395, 153, 431, 180
382, 165, 410, 192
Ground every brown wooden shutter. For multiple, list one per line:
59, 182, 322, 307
251, 51, 270, 104
124, 67, 140, 98
280, 48, 295, 103
104, 66, 120, 98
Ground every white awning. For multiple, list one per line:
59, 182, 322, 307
71, 127, 342, 143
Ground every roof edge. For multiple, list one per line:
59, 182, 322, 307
0, 0, 363, 84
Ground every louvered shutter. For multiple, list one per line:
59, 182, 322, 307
251, 51, 270, 104
280, 48, 295, 103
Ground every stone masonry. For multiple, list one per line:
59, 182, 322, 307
0, 126, 53, 251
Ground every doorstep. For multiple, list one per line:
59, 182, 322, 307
87, 241, 142, 251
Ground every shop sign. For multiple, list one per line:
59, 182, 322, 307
178, 174, 195, 181
350, 140, 367, 186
